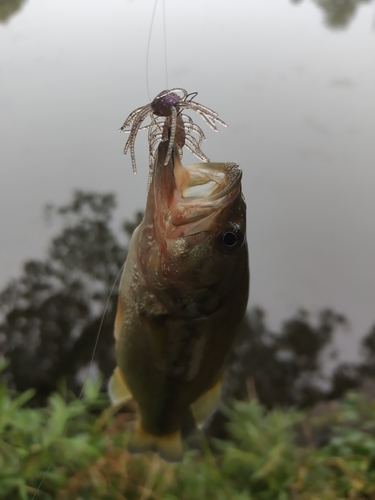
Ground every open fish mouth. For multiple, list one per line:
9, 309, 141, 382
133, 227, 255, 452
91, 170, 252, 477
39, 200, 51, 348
174, 158, 242, 202
160, 145, 243, 230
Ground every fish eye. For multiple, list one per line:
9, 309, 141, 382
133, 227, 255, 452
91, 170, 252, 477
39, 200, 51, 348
217, 224, 245, 254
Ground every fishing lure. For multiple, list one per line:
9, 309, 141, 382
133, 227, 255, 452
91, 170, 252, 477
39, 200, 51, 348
119, 88, 227, 173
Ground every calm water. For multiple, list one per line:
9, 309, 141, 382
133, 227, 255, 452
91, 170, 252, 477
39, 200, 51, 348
1, 0, 374, 362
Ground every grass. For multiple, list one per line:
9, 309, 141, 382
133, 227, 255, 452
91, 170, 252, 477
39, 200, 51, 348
2, 372, 375, 500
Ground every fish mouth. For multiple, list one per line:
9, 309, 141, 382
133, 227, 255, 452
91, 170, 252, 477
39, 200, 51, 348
168, 146, 242, 228
174, 156, 242, 202
151, 139, 242, 233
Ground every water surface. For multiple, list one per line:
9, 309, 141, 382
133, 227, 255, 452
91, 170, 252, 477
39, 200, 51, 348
0, 0, 374, 361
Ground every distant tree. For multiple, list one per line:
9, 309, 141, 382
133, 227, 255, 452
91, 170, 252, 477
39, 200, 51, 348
362, 324, 375, 357
329, 362, 361, 399
0, 191, 134, 405
208, 306, 360, 439
223, 307, 353, 409
359, 323, 375, 378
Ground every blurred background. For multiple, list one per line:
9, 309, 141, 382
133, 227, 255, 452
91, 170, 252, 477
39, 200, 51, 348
0, 0, 375, 407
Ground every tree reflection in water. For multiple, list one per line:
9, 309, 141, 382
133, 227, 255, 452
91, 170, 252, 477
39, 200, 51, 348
0, 0, 28, 23
1, 0, 373, 28
291, 0, 374, 28
1, 191, 375, 416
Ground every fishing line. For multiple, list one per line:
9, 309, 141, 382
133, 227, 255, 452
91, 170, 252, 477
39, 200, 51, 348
162, 0, 169, 89
146, 0, 169, 100
78, 263, 125, 399
31, 264, 125, 500
146, 0, 158, 101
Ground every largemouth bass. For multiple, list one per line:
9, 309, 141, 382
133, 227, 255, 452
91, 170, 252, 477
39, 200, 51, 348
109, 89, 249, 461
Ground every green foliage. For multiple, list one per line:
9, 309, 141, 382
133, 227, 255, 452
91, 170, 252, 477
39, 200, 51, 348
3, 377, 375, 499
219, 402, 301, 497
167, 395, 375, 500
167, 402, 301, 500
0, 378, 108, 500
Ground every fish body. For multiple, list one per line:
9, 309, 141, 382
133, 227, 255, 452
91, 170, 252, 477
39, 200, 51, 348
110, 91, 249, 461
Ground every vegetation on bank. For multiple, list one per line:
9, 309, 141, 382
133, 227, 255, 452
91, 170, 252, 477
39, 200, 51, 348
2, 374, 375, 500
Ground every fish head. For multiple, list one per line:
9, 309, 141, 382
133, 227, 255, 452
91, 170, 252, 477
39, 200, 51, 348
139, 138, 248, 315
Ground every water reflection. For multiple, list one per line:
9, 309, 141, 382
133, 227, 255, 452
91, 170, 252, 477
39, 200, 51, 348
291, 0, 374, 28
1, 0, 372, 29
1, 191, 374, 410
0, 0, 27, 23
0, 0, 374, 369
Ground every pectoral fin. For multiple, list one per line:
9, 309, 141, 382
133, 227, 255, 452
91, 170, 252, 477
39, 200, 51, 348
191, 378, 222, 427
108, 366, 132, 405
128, 421, 183, 462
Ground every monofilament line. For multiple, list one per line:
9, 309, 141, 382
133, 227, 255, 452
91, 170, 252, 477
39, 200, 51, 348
162, 0, 168, 89
78, 264, 125, 399
31, 264, 124, 500
146, 0, 159, 101
146, 0, 169, 101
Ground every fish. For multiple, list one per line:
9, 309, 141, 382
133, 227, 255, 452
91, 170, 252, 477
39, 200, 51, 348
108, 89, 249, 462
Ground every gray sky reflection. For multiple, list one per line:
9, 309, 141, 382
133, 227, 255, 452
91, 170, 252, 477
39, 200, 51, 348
0, 0, 374, 362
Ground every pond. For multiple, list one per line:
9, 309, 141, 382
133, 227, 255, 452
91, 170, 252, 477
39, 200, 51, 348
0, 0, 374, 362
